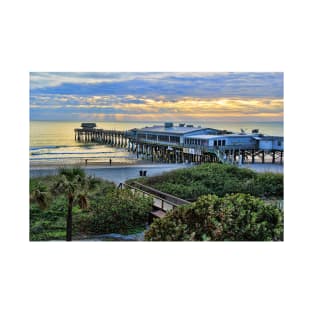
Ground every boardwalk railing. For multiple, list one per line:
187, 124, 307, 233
119, 181, 191, 212
213, 149, 238, 165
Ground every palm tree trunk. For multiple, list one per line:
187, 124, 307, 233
66, 195, 74, 241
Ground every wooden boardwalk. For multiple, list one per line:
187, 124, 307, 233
120, 181, 191, 221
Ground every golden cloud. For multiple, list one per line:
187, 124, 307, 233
108, 97, 283, 117
32, 95, 283, 121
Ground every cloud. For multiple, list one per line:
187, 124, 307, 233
30, 72, 232, 89
30, 72, 283, 98
30, 72, 284, 121
30, 95, 283, 121
70, 112, 283, 123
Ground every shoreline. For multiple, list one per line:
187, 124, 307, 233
29, 160, 153, 170
30, 160, 284, 172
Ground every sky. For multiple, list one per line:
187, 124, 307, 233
30, 72, 283, 122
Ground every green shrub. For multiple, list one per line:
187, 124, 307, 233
58, 167, 86, 179
254, 173, 284, 198
74, 189, 152, 235
145, 193, 283, 241
130, 163, 283, 200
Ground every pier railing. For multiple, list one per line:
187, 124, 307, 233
120, 181, 191, 212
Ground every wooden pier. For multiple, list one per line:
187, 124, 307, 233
75, 128, 130, 147
74, 123, 284, 165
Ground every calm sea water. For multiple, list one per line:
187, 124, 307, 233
30, 121, 283, 165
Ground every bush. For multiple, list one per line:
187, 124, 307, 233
254, 173, 284, 198
145, 193, 283, 241
74, 189, 153, 235
131, 163, 283, 200
58, 167, 86, 179
30, 204, 67, 241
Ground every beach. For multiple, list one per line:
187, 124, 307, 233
30, 160, 283, 184
30, 162, 195, 184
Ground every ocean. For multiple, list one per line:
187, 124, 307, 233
30, 121, 283, 166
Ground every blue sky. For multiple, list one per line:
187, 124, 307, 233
30, 72, 283, 122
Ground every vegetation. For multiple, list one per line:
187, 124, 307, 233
129, 163, 283, 201
30, 167, 152, 241
74, 189, 152, 235
30, 163, 284, 241
145, 193, 284, 241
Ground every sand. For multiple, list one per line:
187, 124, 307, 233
30, 161, 283, 185
29, 158, 151, 169
30, 162, 195, 184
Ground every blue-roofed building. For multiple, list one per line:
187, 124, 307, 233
135, 122, 223, 146
130, 122, 283, 164
254, 136, 284, 151
184, 133, 257, 151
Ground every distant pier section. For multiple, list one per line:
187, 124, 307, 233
74, 122, 284, 164
75, 123, 129, 147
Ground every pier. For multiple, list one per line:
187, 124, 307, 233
74, 122, 284, 165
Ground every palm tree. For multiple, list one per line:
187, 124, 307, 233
52, 168, 90, 241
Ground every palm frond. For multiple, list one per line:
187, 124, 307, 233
31, 189, 49, 210
77, 193, 89, 210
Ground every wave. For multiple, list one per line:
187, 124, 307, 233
30, 144, 106, 152
31, 151, 115, 156
30, 145, 71, 151
30, 155, 133, 161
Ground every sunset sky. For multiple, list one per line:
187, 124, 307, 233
30, 72, 283, 122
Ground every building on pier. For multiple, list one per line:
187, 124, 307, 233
74, 122, 284, 164
81, 123, 97, 129
184, 133, 257, 150
135, 123, 223, 145
255, 136, 284, 151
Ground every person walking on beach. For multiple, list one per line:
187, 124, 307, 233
109, 158, 112, 166
85, 159, 88, 166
